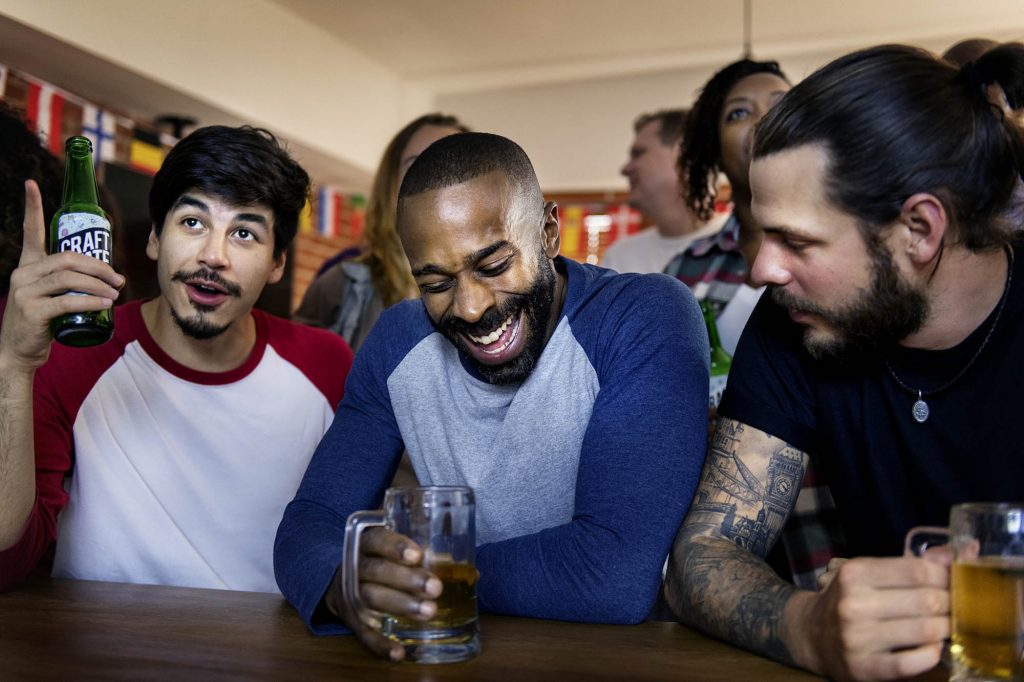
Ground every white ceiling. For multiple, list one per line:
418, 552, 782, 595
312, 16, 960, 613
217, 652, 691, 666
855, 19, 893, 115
270, 0, 1024, 95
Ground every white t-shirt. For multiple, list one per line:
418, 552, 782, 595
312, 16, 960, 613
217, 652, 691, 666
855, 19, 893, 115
599, 227, 691, 274
20, 301, 352, 594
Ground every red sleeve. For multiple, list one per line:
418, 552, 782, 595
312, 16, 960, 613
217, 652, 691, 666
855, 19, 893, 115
264, 313, 353, 410
0, 363, 73, 591
0, 305, 132, 591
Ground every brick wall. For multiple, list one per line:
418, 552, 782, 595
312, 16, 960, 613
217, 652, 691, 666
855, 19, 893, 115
290, 232, 360, 313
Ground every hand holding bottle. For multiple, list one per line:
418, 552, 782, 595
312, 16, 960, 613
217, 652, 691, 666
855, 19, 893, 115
0, 180, 122, 373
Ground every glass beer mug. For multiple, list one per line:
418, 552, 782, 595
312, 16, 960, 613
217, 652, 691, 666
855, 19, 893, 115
343, 486, 480, 663
906, 503, 1024, 681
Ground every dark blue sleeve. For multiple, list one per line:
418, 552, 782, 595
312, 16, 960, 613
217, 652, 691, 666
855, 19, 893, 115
474, 273, 710, 623
273, 307, 415, 634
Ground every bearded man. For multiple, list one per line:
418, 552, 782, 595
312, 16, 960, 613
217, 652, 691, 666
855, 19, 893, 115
664, 45, 1024, 680
274, 132, 709, 659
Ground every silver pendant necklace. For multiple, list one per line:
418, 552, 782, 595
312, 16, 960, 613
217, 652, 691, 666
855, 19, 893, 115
884, 246, 1012, 424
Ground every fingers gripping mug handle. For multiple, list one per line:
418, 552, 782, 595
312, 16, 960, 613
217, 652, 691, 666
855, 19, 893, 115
343, 509, 386, 623
904, 525, 950, 557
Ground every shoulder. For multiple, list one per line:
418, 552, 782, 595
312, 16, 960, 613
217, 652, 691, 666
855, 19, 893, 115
263, 310, 353, 366
604, 228, 652, 251
260, 311, 353, 407
567, 258, 695, 319
351, 299, 438, 375
718, 294, 819, 450
561, 259, 703, 356
599, 229, 654, 265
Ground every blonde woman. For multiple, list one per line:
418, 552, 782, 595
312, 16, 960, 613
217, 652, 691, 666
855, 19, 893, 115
295, 113, 469, 350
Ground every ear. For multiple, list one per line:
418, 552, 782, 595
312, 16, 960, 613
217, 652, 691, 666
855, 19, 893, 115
266, 250, 286, 286
541, 201, 560, 259
985, 83, 1014, 119
145, 226, 160, 262
897, 193, 947, 266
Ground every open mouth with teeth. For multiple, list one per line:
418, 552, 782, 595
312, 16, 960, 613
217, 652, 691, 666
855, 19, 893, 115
185, 279, 231, 308
460, 310, 525, 365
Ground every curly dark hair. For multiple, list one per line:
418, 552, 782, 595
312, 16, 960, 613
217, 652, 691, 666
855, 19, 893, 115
0, 102, 62, 297
681, 59, 788, 221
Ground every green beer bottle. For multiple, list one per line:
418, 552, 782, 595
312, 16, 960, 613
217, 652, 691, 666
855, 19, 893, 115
699, 299, 732, 409
49, 136, 114, 346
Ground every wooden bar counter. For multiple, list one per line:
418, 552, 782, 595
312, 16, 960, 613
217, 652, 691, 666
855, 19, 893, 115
0, 577, 946, 680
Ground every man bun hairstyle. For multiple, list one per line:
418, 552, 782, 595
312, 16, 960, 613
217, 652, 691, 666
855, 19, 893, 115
754, 44, 1024, 251
149, 125, 310, 258
682, 59, 788, 221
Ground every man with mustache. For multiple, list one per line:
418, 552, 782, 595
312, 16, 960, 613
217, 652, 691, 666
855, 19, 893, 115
275, 132, 709, 659
664, 45, 1024, 680
0, 125, 353, 592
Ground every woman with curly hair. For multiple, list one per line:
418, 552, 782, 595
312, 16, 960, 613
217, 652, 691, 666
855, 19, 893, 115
665, 59, 845, 595
664, 59, 789, 355
294, 113, 469, 350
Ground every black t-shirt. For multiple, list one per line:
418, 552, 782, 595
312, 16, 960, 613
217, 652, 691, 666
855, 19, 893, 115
719, 240, 1024, 557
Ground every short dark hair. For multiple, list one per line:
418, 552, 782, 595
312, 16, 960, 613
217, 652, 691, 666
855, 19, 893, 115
633, 109, 689, 146
681, 59, 789, 221
754, 44, 1024, 251
0, 102, 62, 297
397, 132, 542, 217
149, 125, 309, 258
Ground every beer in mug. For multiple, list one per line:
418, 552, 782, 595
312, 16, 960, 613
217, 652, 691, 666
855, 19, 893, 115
952, 556, 1024, 680
344, 486, 480, 663
907, 503, 1024, 681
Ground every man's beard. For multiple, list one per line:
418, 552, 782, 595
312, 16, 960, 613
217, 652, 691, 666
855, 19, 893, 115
771, 237, 928, 362
170, 307, 230, 340
435, 249, 557, 385
169, 268, 240, 340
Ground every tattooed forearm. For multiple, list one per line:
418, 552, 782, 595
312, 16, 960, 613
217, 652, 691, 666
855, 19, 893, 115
666, 531, 797, 665
664, 419, 810, 665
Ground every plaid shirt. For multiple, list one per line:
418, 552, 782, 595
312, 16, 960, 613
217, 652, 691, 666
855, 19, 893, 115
665, 214, 846, 590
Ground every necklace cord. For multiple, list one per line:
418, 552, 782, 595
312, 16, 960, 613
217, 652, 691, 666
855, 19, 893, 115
885, 245, 1014, 399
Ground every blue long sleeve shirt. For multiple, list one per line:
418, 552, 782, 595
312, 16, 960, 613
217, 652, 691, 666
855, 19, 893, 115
274, 257, 708, 632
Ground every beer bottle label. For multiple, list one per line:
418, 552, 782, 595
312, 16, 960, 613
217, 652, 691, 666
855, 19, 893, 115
709, 373, 728, 409
57, 213, 112, 264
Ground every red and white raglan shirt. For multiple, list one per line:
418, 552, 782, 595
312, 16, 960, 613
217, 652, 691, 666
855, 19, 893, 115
0, 300, 352, 593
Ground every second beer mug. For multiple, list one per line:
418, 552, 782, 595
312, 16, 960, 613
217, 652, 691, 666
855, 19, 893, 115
343, 486, 479, 664
906, 503, 1024, 682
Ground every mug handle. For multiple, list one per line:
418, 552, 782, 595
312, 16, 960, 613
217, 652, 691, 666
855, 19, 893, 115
343, 509, 387, 624
904, 525, 950, 557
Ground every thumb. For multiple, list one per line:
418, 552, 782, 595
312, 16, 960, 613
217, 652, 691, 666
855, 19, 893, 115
20, 180, 48, 266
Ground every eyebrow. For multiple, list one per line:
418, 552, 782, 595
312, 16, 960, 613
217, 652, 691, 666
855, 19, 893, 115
173, 194, 269, 228
412, 240, 513, 278
173, 195, 209, 213
762, 225, 818, 242
724, 90, 788, 107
